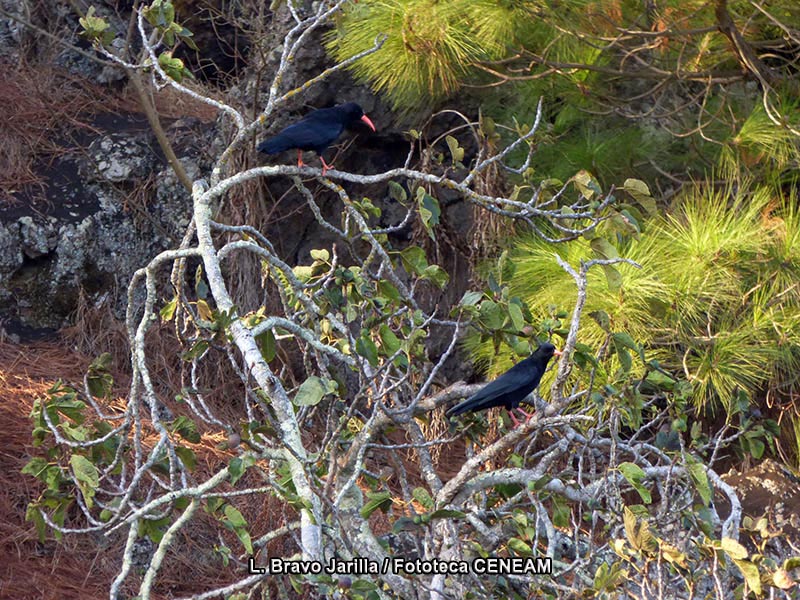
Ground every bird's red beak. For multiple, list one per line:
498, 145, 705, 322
554, 349, 563, 356
361, 114, 376, 132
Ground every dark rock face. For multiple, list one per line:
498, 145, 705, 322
718, 459, 800, 566
0, 1, 476, 353
722, 460, 800, 538
0, 119, 205, 336
81, 134, 158, 183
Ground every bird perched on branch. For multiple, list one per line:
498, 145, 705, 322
445, 342, 562, 427
257, 102, 376, 175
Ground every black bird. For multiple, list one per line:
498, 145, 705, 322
257, 102, 376, 175
446, 343, 562, 427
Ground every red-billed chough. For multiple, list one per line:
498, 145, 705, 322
446, 342, 562, 427
257, 102, 376, 175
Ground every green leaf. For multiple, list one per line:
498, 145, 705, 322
87, 353, 114, 399
412, 487, 434, 510
62, 423, 88, 442
223, 505, 253, 553
589, 238, 623, 290
602, 264, 623, 292
422, 265, 449, 288
686, 460, 712, 505
618, 462, 645, 483
89, 353, 112, 372
479, 112, 496, 138
445, 135, 465, 164
612, 332, 639, 352
310, 248, 330, 262
361, 198, 385, 223
623, 178, 656, 215
160, 296, 178, 321
157, 52, 192, 83
70, 455, 99, 509
229, 457, 245, 485
747, 436, 765, 459
388, 181, 408, 203
551, 495, 571, 528
379, 324, 401, 356
255, 329, 276, 363
182, 340, 209, 361
50, 395, 86, 424
25, 504, 47, 543
509, 185, 526, 202
427, 509, 466, 521
609, 211, 640, 237
732, 559, 761, 595
572, 170, 601, 199
478, 300, 505, 330
293, 265, 314, 281
345, 304, 358, 323
616, 346, 632, 373
783, 557, 800, 571
360, 491, 392, 518
508, 302, 526, 332
175, 446, 197, 471
612, 332, 644, 363
176, 25, 198, 50
293, 376, 335, 407
507, 537, 532, 555
356, 335, 380, 367
589, 310, 610, 332
392, 516, 422, 533
79, 6, 114, 45
528, 475, 553, 491
400, 246, 428, 276
460, 291, 483, 306
645, 370, 676, 390
618, 462, 652, 504
171, 416, 201, 443
378, 280, 402, 303
417, 190, 441, 238
223, 504, 247, 528
44, 465, 64, 492
720, 537, 748, 560
590, 237, 619, 260
22, 457, 49, 479
144, 0, 176, 28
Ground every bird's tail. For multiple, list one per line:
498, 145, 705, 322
257, 135, 292, 155
445, 399, 474, 418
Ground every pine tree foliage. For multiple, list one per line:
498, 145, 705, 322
469, 183, 800, 409
329, 0, 800, 186
326, 0, 542, 110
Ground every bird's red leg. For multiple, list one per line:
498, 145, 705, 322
517, 406, 534, 421
516, 406, 535, 422
508, 407, 534, 428
296, 150, 305, 168
320, 156, 334, 176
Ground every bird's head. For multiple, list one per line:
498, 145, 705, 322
340, 102, 376, 132
536, 342, 563, 360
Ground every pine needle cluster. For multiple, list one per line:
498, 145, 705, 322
470, 182, 800, 411
326, 0, 541, 110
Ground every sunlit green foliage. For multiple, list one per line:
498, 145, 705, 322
329, 0, 800, 185
719, 101, 800, 183
326, 0, 541, 110
469, 182, 800, 410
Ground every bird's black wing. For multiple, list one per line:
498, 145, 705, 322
445, 359, 540, 417
258, 118, 345, 154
